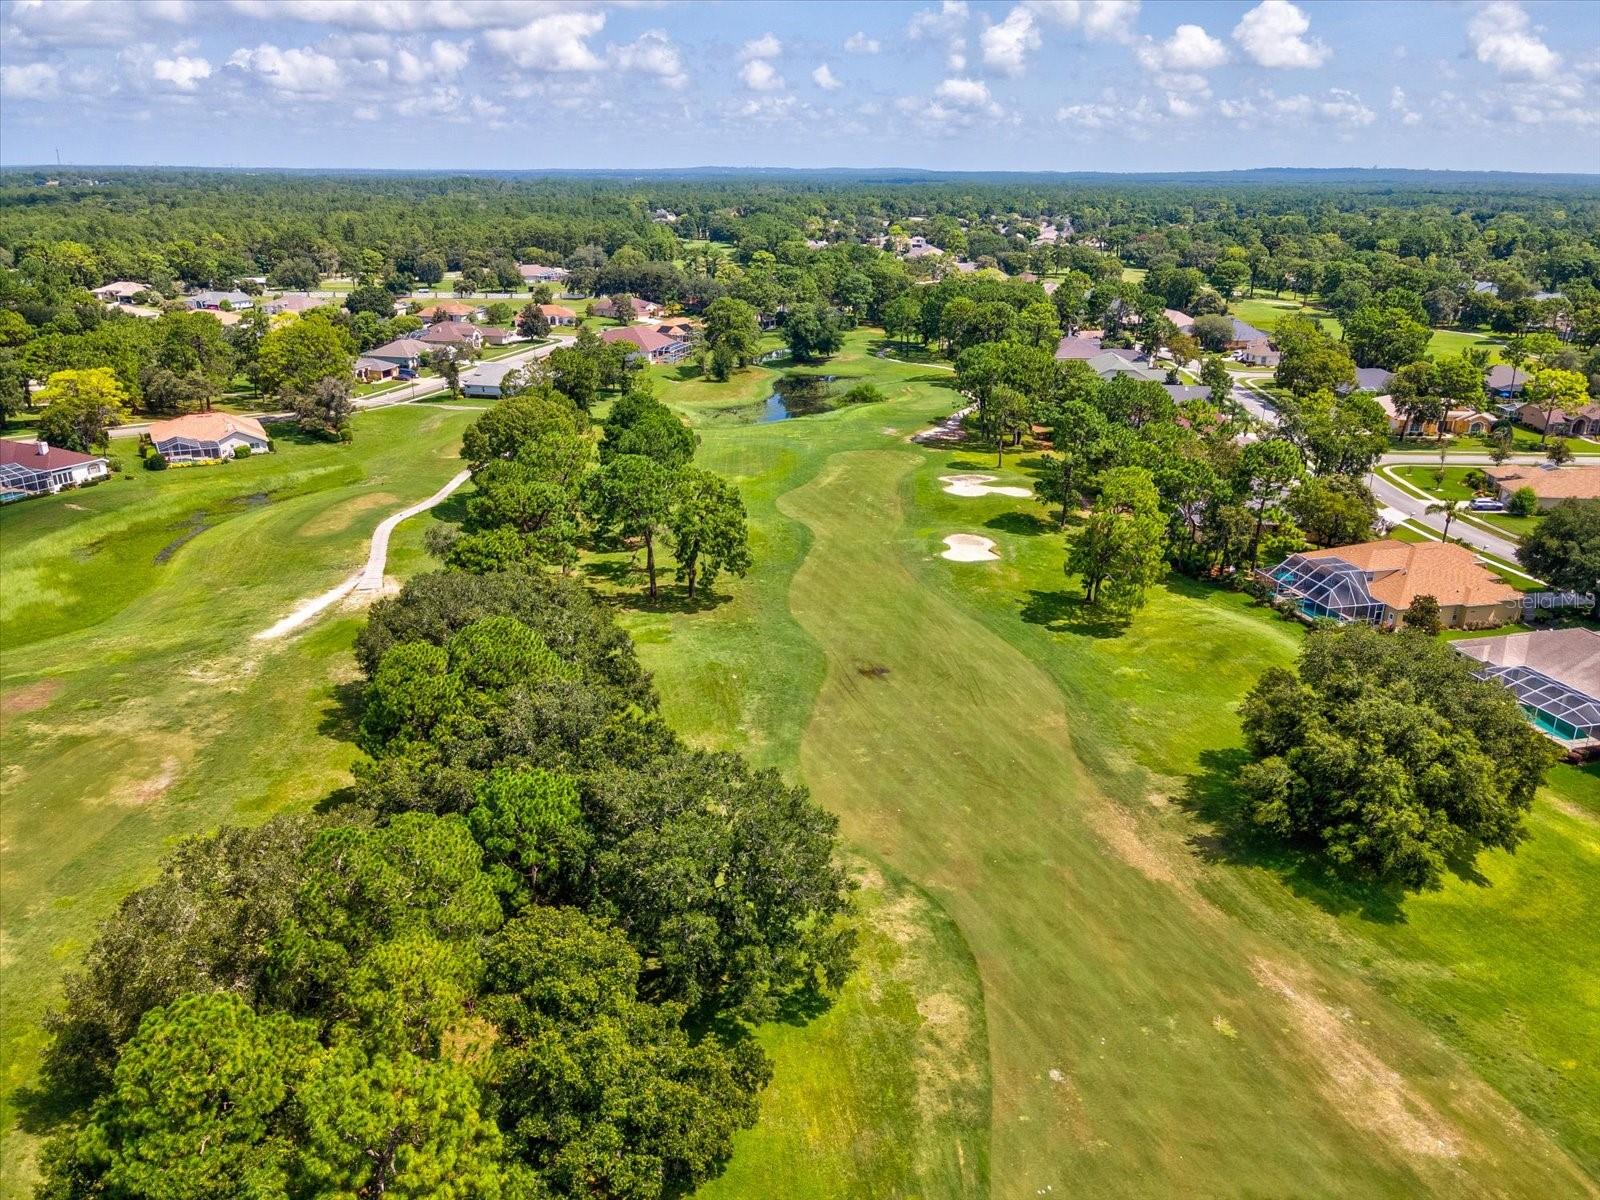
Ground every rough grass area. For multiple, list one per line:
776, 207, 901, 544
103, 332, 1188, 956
0, 404, 477, 1195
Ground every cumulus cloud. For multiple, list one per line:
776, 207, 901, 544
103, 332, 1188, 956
226, 0, 551, 32
844, 31, 880, 54
741, 32, 782, 60
1025, 0, 1140, 44
393, 39, 470, 84
0, 60, 61, 98
152, 53, 212, 91
482, 11, 604, 71
740, 58, 784, 92
1390, 86, 1422, 126
1136, 24, 1227, 72
936, 76, 997, 108
1318, 87, 1374, 125
909, 1, 969, 40
1233, 1, 1330, 69
1467, 2, 1560, 79
612, 31, 687, 89
226, 43, 342, 96
5, 0, 190, 49
813, 63, 842, 90
981, 7, 1040, 76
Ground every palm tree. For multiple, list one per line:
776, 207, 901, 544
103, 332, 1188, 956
1426, 499, 1467, 542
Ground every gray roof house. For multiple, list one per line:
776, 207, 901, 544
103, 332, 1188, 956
1455, 628, 1600, 748
1086, 350, 1167, 383
461, 360, 527, 399
1229, 317, 1269, 344
186, 289, 253, 310
1353, 367, 1394, 392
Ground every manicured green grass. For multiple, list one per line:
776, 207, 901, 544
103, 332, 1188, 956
0, 404, 478, 1196
605, 329, 1598, 1196
1387, 464, 1544, 543
1228, 296, 1506, 362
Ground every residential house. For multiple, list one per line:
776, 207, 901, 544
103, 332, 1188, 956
1226, 317, 1270, 349
461, 361, 527, 399
1162, 308, 1194, 332
1374, 394, 1496, 438
1054, 334, 1104, 361
1352, 366, 1394, 393
355, 357, 400, 382
417, 301, 480, 323
591, 296, 663, 321
902, 236, 944, 260
1472, 280, 1500, 297
260, 293, 328, 316
517, 263, 569, 284
186, 289, 253, 310
0, 439, 110, 498
1259, 539, 1522, 630
1516, 400, 1600, 438
92, 281, 149, 304
149, 413, 271, 463
1486, 464, 1600, 510
477, 326, 521, 347
1455, 628, 1600, 749
365, 337, 432, 371
538, 304, 578, 326
599, 325, 688, 363
1084, 350, 1167, 383
1163, 384, 1212, 403
418, 322, 484, 352
654, 317, 697, 341
1486, 365, 1527, 398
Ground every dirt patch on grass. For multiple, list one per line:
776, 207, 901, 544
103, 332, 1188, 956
115, 756, 184, 808
1091, 796, 1219, 921
1, 678, 62, 716
1249, 957, 1463, 1164
299, 491, 399, 537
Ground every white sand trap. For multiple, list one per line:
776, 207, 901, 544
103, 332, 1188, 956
941, 534, 999, 562
940, 473, 1032, 499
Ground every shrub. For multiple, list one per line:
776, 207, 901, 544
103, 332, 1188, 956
1462, 468, 1491, 493
232, 444, 252, 460
104, 457, 122, 474
1507, 486, 1538, 517
144, 453, 168, 471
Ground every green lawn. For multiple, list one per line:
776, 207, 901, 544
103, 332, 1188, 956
0, 403, 478, 1195
1387, 464, 1544, 543
1227, 296, 1506, 363
573, 329, 1600, 1196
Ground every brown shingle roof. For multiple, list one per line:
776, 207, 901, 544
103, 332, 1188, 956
148, 413, 270, 445
0, 438, 106, 471
1300, 539, 1520, 610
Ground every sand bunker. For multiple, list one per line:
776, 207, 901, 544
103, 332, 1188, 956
940, 473, 1032, 498
941, 534, 999, 562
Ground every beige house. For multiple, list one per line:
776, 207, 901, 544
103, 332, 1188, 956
1487, 465, 1600, 509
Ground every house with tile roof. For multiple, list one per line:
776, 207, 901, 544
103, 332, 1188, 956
1455, 628, 1600, 748
417, 300, 481, 323
1515, 400, 1600, 438
365, 338, 432, 370
0, 439, 109, 498
1487, 464, 1600, 509
149, 413, 271, 463
1260, 539, 1522, 630
599, 325, 688, 363
93, 281, 150, 304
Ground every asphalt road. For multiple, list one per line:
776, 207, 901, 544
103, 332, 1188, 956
110, 334, 575, 440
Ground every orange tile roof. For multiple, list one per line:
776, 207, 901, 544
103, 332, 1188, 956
148, 412, 270, 445
1488, 465, 1600, 502
1301, 539, 1520, 610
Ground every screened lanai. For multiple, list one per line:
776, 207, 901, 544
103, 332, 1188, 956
1262, 553, 1386, 624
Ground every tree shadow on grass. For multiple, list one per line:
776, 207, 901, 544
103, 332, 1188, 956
427, 491, 469, 528
1179, 746, 1407, 924
580, 558, 732, 615
985, 510, 1054, 537
317, 679, 366, 744
1019, 589, 1129, 639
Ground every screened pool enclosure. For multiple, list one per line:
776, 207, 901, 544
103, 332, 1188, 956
1262, 554, 1387, 624
1469, 664, 1600, 743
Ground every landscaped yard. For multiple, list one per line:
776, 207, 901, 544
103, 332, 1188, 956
0, 403, 478, 1194
1387, 464, 1544, 542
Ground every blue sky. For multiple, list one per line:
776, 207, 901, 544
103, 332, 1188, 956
1, 0, 1597, 173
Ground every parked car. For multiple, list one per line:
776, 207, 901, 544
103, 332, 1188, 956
1469, 497, 1506, 512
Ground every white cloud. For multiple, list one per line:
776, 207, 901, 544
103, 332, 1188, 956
1166, 92, 1203, 119
845, 31, 880, 54
0, 60, 60, 99
393, 39, 470, 84
226, 0, 551, 32
152, 53, 212, 91
740, 58, 784, 92
5, 0, 191, 48
813, 63, 842, 90
936, 76, 995, 107
1319, 87, 1374, 125
908, 1, 969, 40
1232, 1, 1329, 69
981, 7, 1040, 76
612, 31, 687, 89
1390, 86, 1422, 126
225, 43, 342, 96
1467, 2, 1560, 79
948, 37, 967, 71
482, 11, 604, 71
741, 32, 782, 60
1025, 0, 1140, 44
1136, 24, 1227, 72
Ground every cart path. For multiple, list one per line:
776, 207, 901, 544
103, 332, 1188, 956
255, 468, 471, 640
